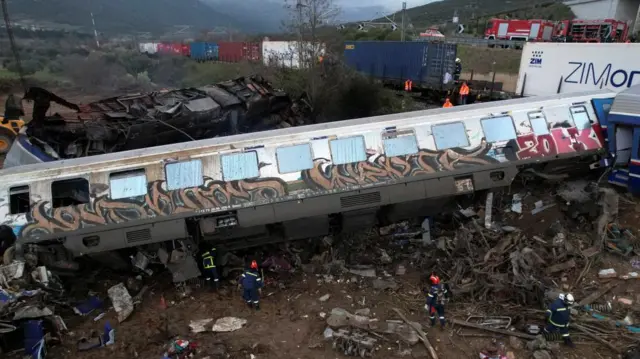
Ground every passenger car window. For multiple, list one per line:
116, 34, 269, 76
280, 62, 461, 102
276, 144, 314, 173
329, 136, 367, 164
528, 112, 549, 135
570, 106, 592, 130
9, 185, 30, 214
383, 132, 418, 157
221, 152, 259, 181
110, 169, 148, 199
51, 178, 90, 208
481, 116, 517, 142
165, 159, 204, 190
432, 122, 469, 150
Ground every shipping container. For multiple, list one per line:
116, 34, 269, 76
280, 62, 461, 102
218, 42, 262, 62
262, 41, 325, 69
170, 43, 183, 55
138, 42, 158, 54
516, 43, 640, 97
181, 44, 190, 57
343, 41, 457, 89
157, 42, 173, 54
190, 42, 219, 61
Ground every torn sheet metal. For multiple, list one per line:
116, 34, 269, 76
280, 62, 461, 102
107, 283, 134, 323
485, 192, 494, 229
210, 317, 247, 332
511, 194, 522, 214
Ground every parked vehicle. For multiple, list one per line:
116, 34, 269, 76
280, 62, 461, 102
343, 41, 457, 90
485, 18, 629, 44
516, 42, 640, 97
190, 42, 219, 61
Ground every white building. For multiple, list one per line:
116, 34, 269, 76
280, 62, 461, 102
563, 0, 640, 33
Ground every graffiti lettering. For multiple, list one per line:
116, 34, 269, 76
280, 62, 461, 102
301, 144, 498, 191
515, 126, 603, 160
21, 177, 287, 238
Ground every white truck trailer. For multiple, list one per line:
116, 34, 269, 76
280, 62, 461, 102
516, 43, 640, 97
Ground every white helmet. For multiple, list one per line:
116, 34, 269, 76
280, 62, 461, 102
564, 293, 575, 305
455, 58, 461, 63
558, 293, 565, 301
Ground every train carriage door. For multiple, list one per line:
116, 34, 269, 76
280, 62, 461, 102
630, 128, 640, 194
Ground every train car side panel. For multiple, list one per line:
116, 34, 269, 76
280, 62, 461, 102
0, 90, 612, 252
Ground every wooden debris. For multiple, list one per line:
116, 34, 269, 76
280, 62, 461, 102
392, 308, 438, 359
572, 323, 621, 353
546, 259, 576, 274
577, 281, 618, 306
451, 319, 536, 340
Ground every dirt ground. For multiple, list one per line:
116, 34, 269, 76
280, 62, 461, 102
5, 181, 628, 359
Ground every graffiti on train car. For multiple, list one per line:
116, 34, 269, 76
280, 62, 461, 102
301, 143, 498, 191
513, 125, 604, 160
20, 177, 287, 237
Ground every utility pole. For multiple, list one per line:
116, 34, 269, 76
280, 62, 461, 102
401, 2, 406, 41
90, 11, 100, 47
296, 0, 304, 68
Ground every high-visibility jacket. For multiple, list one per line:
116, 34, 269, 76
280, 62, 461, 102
459, 84, 469, 95
240, 269, 263, 289
404, 80, 412, 91
443, 100, 453, 108
546, 298, 570, 328
202, 248, 216, 269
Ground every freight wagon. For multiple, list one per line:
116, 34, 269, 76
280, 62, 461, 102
190, 42, 219, 61
343, 41, 458, 91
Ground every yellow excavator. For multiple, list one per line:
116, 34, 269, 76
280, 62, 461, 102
0, 0, 26, 156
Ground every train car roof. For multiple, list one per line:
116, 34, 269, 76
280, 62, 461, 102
0, 87, 615, 180
609, 84, 640, 126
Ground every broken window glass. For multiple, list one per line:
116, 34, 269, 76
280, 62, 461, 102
383, 132, 418, 157
276, 144, 314, 173
221, 152, 259, 181
432, 122, 469, 150
481, 116, 517, 142
110, 169, 148, 199
9, 185, 30, 214
165, 160, 204, 190
570, 106, 592, 130
329, 136, 366, 165
51, 178, 90, 208
528, 112, 549, 135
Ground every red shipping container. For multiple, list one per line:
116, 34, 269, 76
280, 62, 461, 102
157, 42, 172, 54
181, 44, 190, 57
170, 43, 183, 55
218, 42, 262, 62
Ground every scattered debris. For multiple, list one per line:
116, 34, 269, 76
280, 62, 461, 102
210, 317, 247, 332
332, 328, 377, 357
319, 294, 330, 302
107, 283, 134, 323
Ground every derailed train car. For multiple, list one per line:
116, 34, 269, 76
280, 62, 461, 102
0, 88, 612, 256
4, 75, 309, 168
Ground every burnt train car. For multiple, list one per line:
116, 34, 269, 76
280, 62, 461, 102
0, 88, 612, 255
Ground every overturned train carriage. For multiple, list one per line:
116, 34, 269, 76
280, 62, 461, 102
0, 89, 613, 255
4, 75, 307, 168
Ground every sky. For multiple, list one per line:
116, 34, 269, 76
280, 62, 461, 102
335, 0, 433, 11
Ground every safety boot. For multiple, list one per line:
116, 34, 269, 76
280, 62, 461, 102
254, 303, 260, 311
563, 337, 575, 348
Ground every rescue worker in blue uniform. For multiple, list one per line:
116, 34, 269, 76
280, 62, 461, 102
425, 273, 449, 329
545, 293, 575, 347
201, 247, 219, 290
239, 260, 263, 310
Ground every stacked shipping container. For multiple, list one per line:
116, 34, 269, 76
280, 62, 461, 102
218, 42, 261, 62
190, 42, 219, 61
139, 41, 264, 63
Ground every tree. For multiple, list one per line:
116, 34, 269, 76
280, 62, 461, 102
280, 0, 340, 122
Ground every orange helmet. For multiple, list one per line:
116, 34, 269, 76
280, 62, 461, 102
429, 274, 440, 285
250, 260, 258, 269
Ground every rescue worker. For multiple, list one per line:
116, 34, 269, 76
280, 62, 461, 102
201, 247, 219, 290
442, 98, 453, 108
239, 260, 263, 310
454, 58, 462, 81
459, 81, 470, 105
425, 273, 448, 329
545, 293, 575, 347
404, 79, 413, 92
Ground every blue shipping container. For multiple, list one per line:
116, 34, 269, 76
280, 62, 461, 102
190, 42, 219, 61
343, 41, 457, 88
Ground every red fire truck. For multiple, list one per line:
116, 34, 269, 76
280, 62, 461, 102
484, 18, 629, 44
484, 18, 556, 42
553, 19, 628, 42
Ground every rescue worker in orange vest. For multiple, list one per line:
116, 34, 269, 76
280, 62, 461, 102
442, 98, 453, 108
404, 79, 413, 92
459, 82, 470, 105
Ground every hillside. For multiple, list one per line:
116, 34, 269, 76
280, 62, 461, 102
382, 0, 570, 31
5, 0, 241, 35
